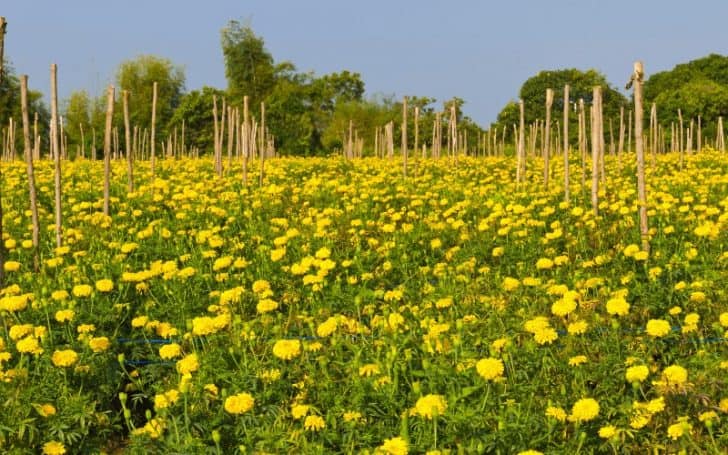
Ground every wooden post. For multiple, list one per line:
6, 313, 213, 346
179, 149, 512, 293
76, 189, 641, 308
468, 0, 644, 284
213, 95, 220, 172
517, 99, 525, 186
103, 85, 114, 216
33, 112, 39, 160
630, 61, 649, 252
51, 63, 62, 247
650, 103, 657, 168
259, 102, 265, 186
151, 81, 158, 181
21, 75, 40, 271
717, 116, 725, 152
414, 106, 419, 168
402, 96, 408, 177
697, 115, 701, 153
544, 88, 553, 187
79, 122, 85, 158
227, 105, 234, 171
123, 90, 133, 192
677, 108, 683, 169
591, 87, 601, 216
0, 16, 6, 282
627, 109, 632, 154
578, 99, 586, 191
563, 85, 570, 202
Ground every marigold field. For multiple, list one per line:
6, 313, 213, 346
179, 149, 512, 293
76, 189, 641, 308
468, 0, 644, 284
0, 151, 727, 454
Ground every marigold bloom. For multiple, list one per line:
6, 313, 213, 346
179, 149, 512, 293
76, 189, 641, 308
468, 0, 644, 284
645, 319, 671, 337
605, 297, 630, 316
72, 284, 93, 298
159, 343, 182, 359
625, 365, 649, 383
272, 339, 301, 360
52, 349, 79, 367
88, 336, 110, 352
95, 279, 114, 293
224, 392, 254, 414
661, 365, 688, 385
304, 415, 326, 431
568, 398, 599, 422
42, 441, 66, 455
378, 436, 408, 455
414, 394, 447, 419
476, 357, 504, 380
545, 406, 567, 422
176, 353, 199, 374
598, 425, 617, 439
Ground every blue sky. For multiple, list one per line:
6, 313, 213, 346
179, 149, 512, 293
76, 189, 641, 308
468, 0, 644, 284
3, 0, 728, 125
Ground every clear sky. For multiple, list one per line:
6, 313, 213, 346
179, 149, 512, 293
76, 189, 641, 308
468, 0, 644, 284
3, 0, 728, 126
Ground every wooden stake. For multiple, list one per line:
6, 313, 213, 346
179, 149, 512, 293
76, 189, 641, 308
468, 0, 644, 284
21, 75, 40, 270
51, 63, 62, 247
544, 88, 553, 187
563, 84, 570, 202
259, 102, 265, 186
517, 99, 525, 186
630, 61, 649, 252
591, 87, 601, 216
103, 85, 114, 216
123, 90, 133, 192
0, 16, 6, 282
402, 96, 408, 177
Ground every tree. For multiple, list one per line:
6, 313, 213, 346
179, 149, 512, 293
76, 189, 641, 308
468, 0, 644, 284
0, 61, 50, 155
493, 68, 628, 142
63, 89, 92, 157
168, 86, 226, 154
221, 20, 276, 108
116, 55, 185, 139
645, 54, 728, 140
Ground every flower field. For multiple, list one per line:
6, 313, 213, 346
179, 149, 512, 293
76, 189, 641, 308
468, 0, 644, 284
0, 151, 727, 454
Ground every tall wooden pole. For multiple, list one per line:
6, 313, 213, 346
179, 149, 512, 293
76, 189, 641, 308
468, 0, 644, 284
517, 100, 525, 186
402, 96, 408, 177
123, 90, 133, 192
630, 61, 649, 253
51, 63, 62, 247
544, 88, 553, 187
617, 106, 625, 170
0, 16, 6, 282
21, 75, 40, 271
103, 85, 114, 216
591, 87, 601, 216
242, 96, 249, 185
562, 85, 570, 202
151, 81, 158, 182
259, 102, 265, 186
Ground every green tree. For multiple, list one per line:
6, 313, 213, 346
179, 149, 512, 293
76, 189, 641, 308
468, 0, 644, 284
116, 54, 185, 139
63, 89, 92, 157
221, 20, 276, 108
168, 86, 226, 154
0, 61, 50, 155
493, 68, 628, 143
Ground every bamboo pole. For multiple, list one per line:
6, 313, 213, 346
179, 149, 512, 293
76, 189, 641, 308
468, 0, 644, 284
123, 90, 133, 192
33, 112, 39, 160
617, 107, 624, 171
517, 99, 525, 186
103, 85, 114, 216
629, 61, 649, 252
51, 63, 62, 247
151, 81, 158, 183
563, 84, 570, 202
544, 88, 553, 187
259, 102, 265, 186
678, 108, 684, 169
21, 75, 40, 271
591, 87, 601, 216
697, 115, 701, 153
402, 96, 408, 177
0, 16, 6, 282
227, 105, 234, 171
717, 116, 725, 152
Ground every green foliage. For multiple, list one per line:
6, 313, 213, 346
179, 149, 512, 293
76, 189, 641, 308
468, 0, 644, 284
493, 68, 629, 143
221, 20, 276, 108
645, 54, 728, 140
168, 86, 226, 155
0, 61, 50, 154
116, 55, 185, 139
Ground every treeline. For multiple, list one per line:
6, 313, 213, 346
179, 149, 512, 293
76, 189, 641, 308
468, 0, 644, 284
0, 21, 483, 158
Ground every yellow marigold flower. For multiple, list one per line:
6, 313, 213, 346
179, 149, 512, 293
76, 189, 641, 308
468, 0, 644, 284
645, 319, 671, 337
598, 425, 617, 439
37, 403, 57, 417
545, 406, 567, 422
270, 247, 286, 262
536, 258, 554, 270
316, 317, 338, 337
291, 404, 310, 419
689, 291, 706, 303
668, 306, 682, 316
568, 355, 587, 366
54, 309, 75, 323
625, 365, 649, 383
567, 320, 588, 335
667, 419, 692, 440
623, 244, 640, 257
568, 398, 600, 422
435, 297, 453, 309
605, 297, 630, 316
95, 279, 114, 293
224, 392, 254, 414
661, 365, 688, 386
633, 251, 648, 261
212, 256, 232, 271
551, 298, 577, 317
533, 327, 558, 345
3, 261, 21, 272
491, 337, 509, 352
9, 324, 33, 340
516, 451, 543, 455
42, 441, 66, 455
72, 284, 93, 298
51, 290, 69, 301
524, 316, 551, 333
476, 357, 504, 381
684, 313, 699, 325
304, 415, 326, 431
414, 394, 447, 419
16, 336, 43, 355
176, 353, 199, 374
88, 336, 110, 353
492, 246, 504, 257
77, 324, 96, 334
719, 312, 728, 327
159, 343, 182, 359
378, 436, 408, 455
502, 277, 520, 292
272, 339, 301, 360
252, 279, 271, 295
359, 363, 380, 377
131, 316, 148, 328
698, 411, 718, 423
256, 298, 279, 314
204, 383, 219, 397
343, 410, 363, 423
51, 349, 79, 368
